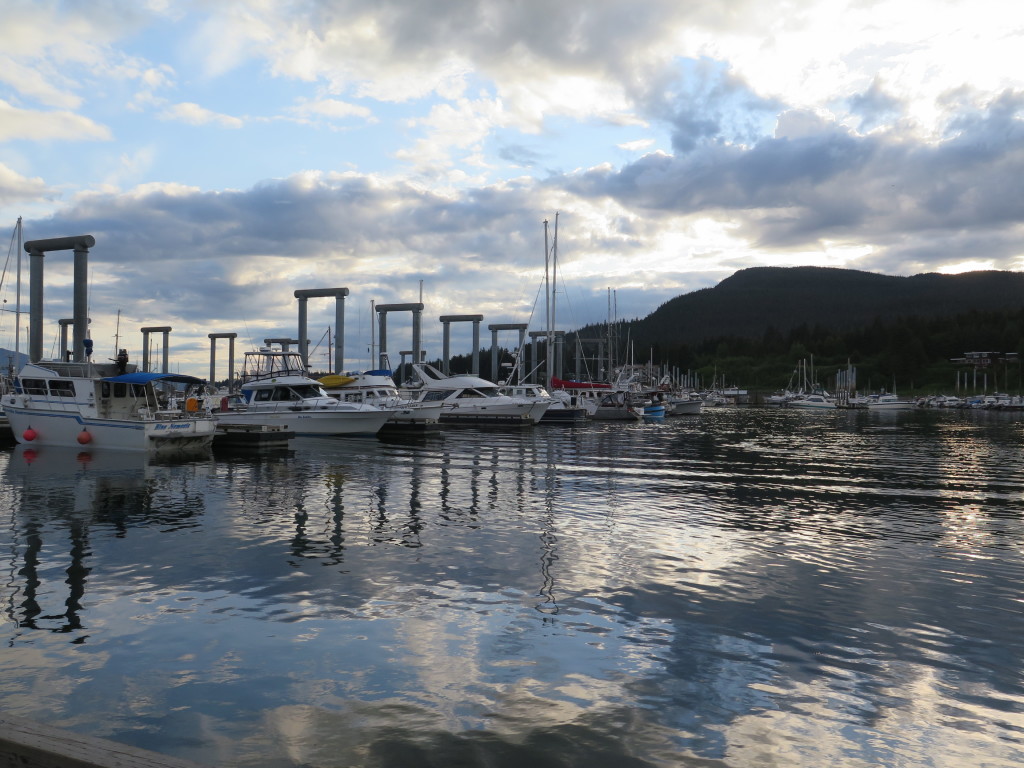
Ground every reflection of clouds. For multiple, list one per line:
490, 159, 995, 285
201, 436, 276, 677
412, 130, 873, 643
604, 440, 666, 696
2, 414, 1024, 765
726, 664, 1024, 767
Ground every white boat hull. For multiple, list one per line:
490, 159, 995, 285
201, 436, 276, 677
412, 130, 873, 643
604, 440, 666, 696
668, 399, 702, 415
438, 400, 546, 425
214, 407, 390, 436
5, 404, 215, 453
865, 401, 917, 411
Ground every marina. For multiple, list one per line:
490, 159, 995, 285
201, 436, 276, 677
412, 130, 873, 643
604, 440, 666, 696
2, 407, 1023, 767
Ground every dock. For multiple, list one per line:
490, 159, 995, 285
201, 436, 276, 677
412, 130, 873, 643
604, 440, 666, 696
0, 712, 211, 768
212, 423, 294, 450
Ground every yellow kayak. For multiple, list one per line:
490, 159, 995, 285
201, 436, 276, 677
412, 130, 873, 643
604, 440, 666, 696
318, 374, 356, 388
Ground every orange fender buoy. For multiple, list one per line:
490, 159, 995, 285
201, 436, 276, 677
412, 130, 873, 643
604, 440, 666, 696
22, 427, 37, 442
77, 430, 93, 445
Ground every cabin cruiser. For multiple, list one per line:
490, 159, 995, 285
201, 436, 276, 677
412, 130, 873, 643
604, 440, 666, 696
318, 369, 442, 433
786, 393, 837, 409
5, 360, 216, 453
401, 363, 549, 425
214, 348, 393, 436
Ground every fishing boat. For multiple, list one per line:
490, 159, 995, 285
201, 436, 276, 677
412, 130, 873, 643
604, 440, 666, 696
549, 377, 642, 421
318, 369, 442, 433
4, 361, 216, 453
401, 363, 549, 426
213, 347, 393, 436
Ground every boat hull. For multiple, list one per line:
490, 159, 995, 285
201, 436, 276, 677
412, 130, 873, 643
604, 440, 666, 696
5, 405, 215, 453
667, 399, 702, 415
435, 399, 548, 426
214, 408, 390, 436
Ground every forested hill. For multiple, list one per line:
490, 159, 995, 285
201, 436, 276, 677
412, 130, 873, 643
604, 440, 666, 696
630, 267, 1024, 347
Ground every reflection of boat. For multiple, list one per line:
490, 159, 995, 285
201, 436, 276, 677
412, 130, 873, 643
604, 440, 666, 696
5, 362, 216, 453
318, 369, 442, 433
402, 363, 549, 425
214, 348, 393, 436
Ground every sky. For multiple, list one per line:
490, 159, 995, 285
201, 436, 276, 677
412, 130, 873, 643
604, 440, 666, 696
1, 0, 1023, 378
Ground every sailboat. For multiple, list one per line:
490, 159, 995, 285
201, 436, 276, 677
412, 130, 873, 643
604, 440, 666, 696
506, 215, 589, 424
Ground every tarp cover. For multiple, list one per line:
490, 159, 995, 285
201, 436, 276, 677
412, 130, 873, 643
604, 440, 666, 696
101, 372, 204, 385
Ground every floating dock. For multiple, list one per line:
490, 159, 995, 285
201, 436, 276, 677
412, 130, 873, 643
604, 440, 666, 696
212, 423, 294, 450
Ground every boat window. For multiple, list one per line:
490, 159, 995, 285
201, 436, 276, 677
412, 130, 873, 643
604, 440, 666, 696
290, 385, 321, 399
113, 383, 128, 398
271, 388, 292, 401
422, 389, 454, 402
131, 384, 148, 397
21, 378, 48, 395
254, 389, 272, 402
48, 380, 76, 397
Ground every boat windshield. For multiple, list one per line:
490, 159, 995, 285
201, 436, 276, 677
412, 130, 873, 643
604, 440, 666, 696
289, 384, 325, 399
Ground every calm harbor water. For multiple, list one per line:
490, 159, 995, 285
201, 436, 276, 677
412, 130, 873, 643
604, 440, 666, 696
2, 407, 1024, 767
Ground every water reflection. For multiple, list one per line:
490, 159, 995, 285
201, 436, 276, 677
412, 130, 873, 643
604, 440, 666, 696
3, 446, 212, 640
0, 411, 1023, 767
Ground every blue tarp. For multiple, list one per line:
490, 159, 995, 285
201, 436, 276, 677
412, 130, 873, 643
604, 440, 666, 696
101, 372, 205, 385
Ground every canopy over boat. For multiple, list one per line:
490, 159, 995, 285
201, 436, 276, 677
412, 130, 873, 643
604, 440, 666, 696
101, 372, 206, 385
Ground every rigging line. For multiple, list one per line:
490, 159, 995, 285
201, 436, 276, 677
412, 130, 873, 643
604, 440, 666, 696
0, 219, 17, 292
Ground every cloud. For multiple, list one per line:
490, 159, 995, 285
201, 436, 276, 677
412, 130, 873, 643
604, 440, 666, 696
0, 162, 49, 206
565, 91, 1024, 265
159, 103, 244, 128
0, 99, 112, 142
289, 98, 375, 123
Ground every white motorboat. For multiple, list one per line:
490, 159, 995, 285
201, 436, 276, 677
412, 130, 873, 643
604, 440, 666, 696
497, 382, 589, 424
214, 348, 393, 436
318, 369, 442, 433
401, 363, 549, 425
667, 395, 702, 415
865, 393, 918, 411
786, 393, 837, 410
5, 361, 216, 453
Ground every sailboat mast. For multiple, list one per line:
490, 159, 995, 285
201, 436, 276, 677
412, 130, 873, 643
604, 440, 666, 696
551, 212, 558, 382
14, 216, 21, 359
370, 299, 376, 369
543, 218, 551, 386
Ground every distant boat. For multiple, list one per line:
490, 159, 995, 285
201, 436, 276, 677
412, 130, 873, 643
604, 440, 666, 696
865, 393, 917, 411
786, 393, 837, 409
5, 361, 216, 453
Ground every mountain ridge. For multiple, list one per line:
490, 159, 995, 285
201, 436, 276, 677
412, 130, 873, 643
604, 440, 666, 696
630, 266, 1024, 348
